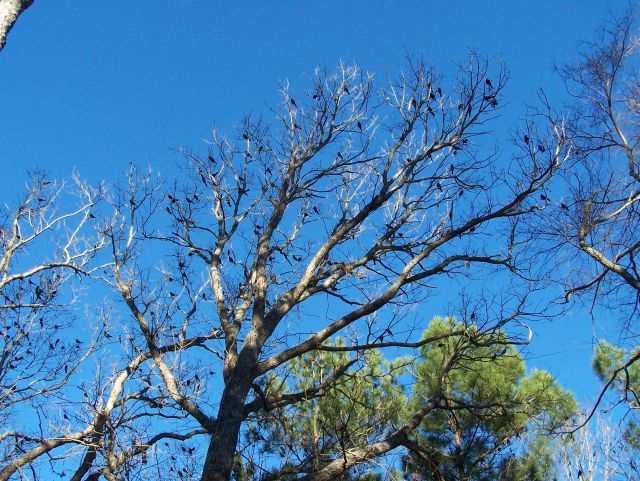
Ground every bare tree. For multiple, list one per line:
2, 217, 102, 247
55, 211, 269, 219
548, 10, 640, 413
556, 411, 639, 481
0, 174, 209, 481
0, 0, 33, 52
99, 57, 568, 481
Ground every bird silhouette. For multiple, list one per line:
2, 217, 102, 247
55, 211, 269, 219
357, 121, 362, 131
208, 154, 215, 163
290, 98, 297, 107
343, 85, 350, 95
524, 134, 530, 145
485, 78, 493, 89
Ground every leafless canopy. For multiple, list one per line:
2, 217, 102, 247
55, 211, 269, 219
1, 55, 570, 481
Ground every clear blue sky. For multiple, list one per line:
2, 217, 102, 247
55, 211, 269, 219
0, 1, 624, 404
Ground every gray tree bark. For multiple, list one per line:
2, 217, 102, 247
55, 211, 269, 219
0, 0, 33, 52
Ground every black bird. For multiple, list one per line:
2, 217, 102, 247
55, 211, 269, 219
258, 145, 264, 153
242, 132, 250, 141
437, 87, 442, 96
290, 97, 297, 107
265, 166, 272, 175
470, 311, 476, 321
312, 94, 319, 100
540, 194, 549, 201
313, 206, 320, 215
336, 151, 344, 160
538, 144, 545, 153
523, 134, 530, 145
343, 85, 350, 94
436, 182, 443, 192
485, 78, 493, 89
357, 121, 362, 131
208, 154, 215, 163
560, 202, 569, 210
89, 213, 96, 219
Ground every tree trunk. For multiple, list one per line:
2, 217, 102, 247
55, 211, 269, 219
200, 363, 255, 481
0, 0, 34, 52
